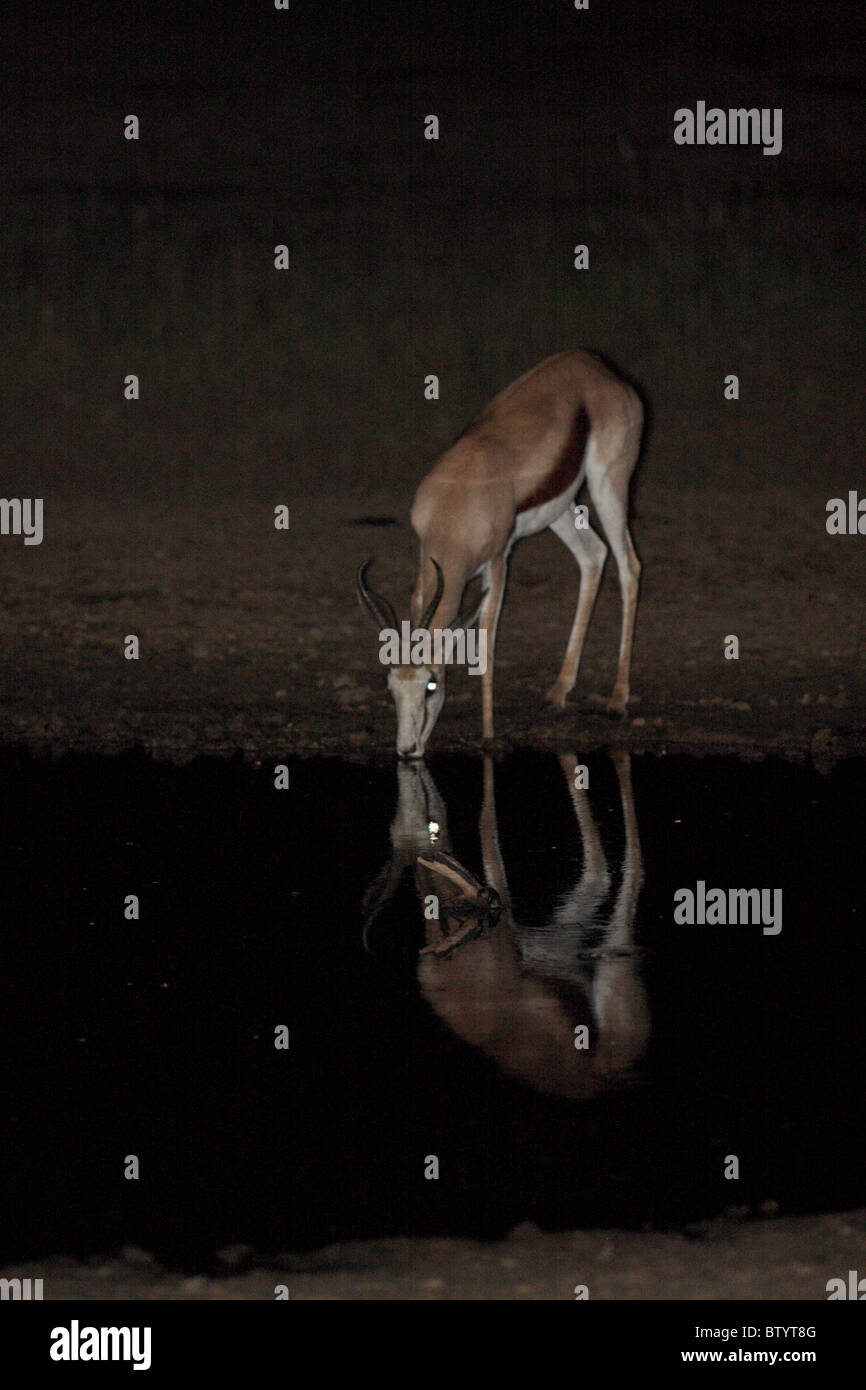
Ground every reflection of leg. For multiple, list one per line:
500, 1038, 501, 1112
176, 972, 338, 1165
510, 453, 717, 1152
479, 755, 510, 905
591, 750, 649, 1071
479, 558, 507, 739
558, 753, 610, 910
606, 749, 644, 948
546, 512, 608, 707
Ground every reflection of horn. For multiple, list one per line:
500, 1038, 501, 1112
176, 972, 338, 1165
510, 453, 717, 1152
418, 558, 445, 631
416, 849, 501, 958
417, 849, 496, 912
356, 558, 398, 631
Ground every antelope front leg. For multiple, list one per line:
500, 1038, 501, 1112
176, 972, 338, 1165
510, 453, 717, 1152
479, 556, 507, 740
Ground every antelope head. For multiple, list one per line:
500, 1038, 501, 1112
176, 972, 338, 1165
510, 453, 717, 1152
356, 556, 448, 759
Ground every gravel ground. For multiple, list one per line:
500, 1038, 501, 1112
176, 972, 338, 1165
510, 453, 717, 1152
1, 489, 863, 765
3, 1210, 864, 1300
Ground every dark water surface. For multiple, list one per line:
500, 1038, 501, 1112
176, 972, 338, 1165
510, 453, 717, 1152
0, 748, 863, 1269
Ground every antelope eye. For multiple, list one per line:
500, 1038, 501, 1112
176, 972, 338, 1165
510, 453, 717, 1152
425, 678, 438, 694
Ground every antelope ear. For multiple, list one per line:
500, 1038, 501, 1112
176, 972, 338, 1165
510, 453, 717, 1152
456, 580, 488, 630
417, 848, 488, 901
418, 557, 445, 631
361, 858, 403, 946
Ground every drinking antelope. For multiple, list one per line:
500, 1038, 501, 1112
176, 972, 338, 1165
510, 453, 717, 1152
357, 350, 644, 757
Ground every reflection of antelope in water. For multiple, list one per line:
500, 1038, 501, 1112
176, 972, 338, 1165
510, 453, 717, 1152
363, 751, 649, 1101
361, 761, 451, 948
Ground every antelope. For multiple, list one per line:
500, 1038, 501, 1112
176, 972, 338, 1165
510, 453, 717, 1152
362, 750, 649, 1101
357, 350, 644, 758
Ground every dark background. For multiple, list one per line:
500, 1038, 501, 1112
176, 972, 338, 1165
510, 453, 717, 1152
3, 0, 863, 501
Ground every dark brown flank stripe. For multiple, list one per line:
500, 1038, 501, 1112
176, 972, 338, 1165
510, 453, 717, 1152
515, 405, 589, 514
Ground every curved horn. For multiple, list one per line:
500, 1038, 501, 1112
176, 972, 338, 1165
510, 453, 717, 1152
356, 558, 398, 631
419, 558, 445, 631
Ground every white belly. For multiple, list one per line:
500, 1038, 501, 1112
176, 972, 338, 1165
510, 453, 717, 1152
510, 462, 587, 542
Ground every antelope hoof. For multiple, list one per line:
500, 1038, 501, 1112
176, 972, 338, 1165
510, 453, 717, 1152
606, 691, 629, 717
544, 683, 569, 709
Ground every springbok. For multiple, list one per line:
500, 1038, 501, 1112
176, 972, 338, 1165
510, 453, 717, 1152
357, 350, 644, 758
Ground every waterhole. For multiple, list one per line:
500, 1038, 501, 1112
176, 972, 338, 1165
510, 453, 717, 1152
1, 748, 862, 1268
